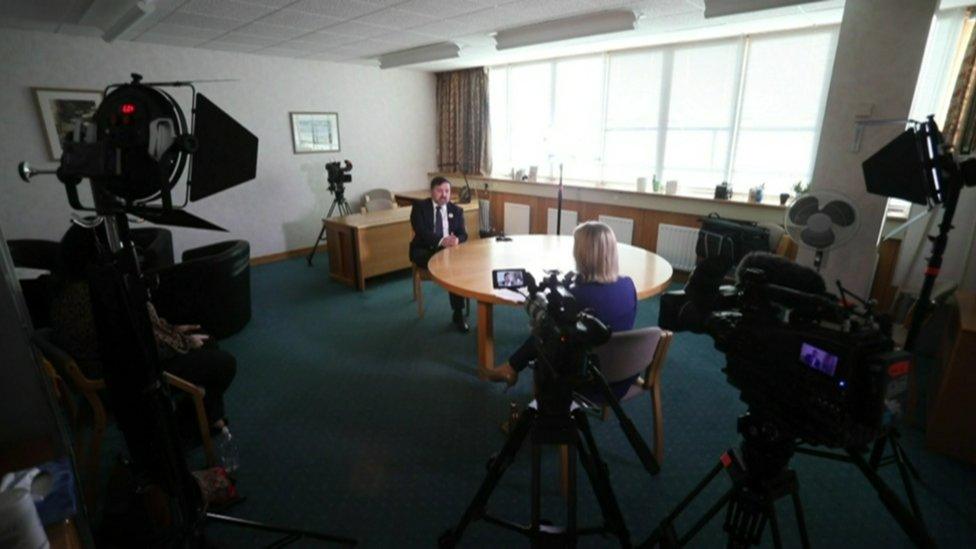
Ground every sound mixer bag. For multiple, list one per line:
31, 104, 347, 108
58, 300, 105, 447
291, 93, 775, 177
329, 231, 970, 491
695, 213, 771, 265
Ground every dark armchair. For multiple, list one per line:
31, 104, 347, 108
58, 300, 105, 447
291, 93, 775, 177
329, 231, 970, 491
149, 240, 252, 339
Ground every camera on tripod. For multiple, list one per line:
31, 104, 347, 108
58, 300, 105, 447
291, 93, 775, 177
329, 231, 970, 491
325, 159, 352, 194
660, 252, 910, 449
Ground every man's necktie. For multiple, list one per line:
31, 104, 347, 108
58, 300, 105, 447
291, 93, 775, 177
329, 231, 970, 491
435, 205, 444, 240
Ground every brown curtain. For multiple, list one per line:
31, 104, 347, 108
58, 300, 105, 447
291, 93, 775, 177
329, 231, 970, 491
436, 67, 491, 175
942, 12, 976, 153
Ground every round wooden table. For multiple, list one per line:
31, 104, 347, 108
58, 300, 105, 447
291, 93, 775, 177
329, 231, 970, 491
427, 235, 674, 377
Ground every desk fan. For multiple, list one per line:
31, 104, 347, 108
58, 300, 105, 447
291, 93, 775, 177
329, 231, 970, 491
785, 190, 859, 270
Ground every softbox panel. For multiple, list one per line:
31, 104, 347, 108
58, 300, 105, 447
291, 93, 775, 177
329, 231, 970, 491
862, 128, 930, 205
190, 93, 258, 202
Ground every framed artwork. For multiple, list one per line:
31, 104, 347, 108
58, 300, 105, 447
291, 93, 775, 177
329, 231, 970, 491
290, 112, 340, 154
33, 87, 104, 160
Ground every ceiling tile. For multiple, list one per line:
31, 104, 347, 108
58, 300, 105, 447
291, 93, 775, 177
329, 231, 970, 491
252, 46, 308, 58
289, 0, 379, 19
259, 9, 342, 30
371, 30, 443, 47
204, 40, 265, 52
136, 33, 210, 47
280, 39, 346, 53
0, 0, 69, 21
409, 15, 495, 38
164, 11, 242, 31
301, 30, 363, 45
216, 31, 282, 46
306, 51, 347, 61
57, 23, 104, 37
628, 0, 700, 17
354, 9, 439, 30
397, 0, 486, 18
237, 0, 295, 6
235, 21, 309, 39
324, 20, 391, 38
148, 22, 229, 40
179, 0, 275, 22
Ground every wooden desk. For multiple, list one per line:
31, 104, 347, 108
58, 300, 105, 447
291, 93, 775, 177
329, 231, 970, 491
323, 202, 480, 291
426, 235, 673, 377
926, 291, 976, 464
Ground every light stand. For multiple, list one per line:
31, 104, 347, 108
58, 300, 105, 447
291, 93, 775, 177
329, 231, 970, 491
556, 163, 565, 235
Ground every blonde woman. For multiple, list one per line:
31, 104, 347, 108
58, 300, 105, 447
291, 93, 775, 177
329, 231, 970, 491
491, 222, 638, 391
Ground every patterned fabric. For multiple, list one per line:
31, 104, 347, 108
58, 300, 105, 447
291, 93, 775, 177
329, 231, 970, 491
436, 67, 491, 175
942, 10, 976, 153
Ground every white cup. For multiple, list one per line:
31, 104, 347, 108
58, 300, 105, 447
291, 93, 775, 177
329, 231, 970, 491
666, 180, 678, 195
636, 177, 648, 193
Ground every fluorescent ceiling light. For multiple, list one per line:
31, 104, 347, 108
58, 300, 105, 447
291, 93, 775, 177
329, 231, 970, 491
379, 42, 461, 69
495, 10, 637, 50
703, 0, 816, 18
103, 1, 155, 43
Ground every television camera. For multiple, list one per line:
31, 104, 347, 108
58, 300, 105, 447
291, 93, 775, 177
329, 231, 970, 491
441, 269, 660, 547
306, 159, 354, 266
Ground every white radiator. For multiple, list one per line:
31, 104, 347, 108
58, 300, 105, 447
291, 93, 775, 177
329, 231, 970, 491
547, 208, 578, 235
657, 224, 700, 272
598, 215, 634, 245
503, 202, 531, 235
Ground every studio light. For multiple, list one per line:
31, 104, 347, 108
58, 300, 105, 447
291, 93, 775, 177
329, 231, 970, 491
378, 42, 461, 69
103, 0, 155, 43
494, 10, 637, 50
703, 0, 816, 18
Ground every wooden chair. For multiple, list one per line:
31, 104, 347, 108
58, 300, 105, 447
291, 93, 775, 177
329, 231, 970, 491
412, 264, 432, 318
559, 327, 674, 495
363, 197, 397, 213
31, 329, 217, 510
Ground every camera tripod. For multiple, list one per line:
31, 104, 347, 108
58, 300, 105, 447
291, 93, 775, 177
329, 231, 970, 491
307, 183, 353, 266
639, 413, 935, 548
440, 363, 660, 548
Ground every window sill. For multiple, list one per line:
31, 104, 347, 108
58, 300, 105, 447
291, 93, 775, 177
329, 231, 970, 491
438, 172, 791, 211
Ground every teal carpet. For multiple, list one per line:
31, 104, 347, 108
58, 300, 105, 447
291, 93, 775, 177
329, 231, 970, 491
193, 257, 974, 547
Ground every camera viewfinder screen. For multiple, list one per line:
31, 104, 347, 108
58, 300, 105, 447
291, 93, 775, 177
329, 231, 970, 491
800, 343, 839, 377
494, 269, 525, 289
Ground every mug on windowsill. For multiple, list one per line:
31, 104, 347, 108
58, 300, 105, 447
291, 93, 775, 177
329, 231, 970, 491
637, 177, 648, 192
666, 180, 678, 195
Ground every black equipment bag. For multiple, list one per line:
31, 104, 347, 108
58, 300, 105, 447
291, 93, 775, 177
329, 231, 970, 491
695, 213, 771, 265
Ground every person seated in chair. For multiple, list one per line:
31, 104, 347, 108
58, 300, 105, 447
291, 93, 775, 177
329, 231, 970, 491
48, 223, 237, 438
409, 176, 470, 333
490, 221, 638, 395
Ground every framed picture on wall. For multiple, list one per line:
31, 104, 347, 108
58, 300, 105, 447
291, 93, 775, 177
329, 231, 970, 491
290, 112, 340, 154
33, 87, 104, 160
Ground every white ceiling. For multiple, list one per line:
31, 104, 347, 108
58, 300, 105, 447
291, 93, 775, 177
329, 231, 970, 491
0, 1, 965, 70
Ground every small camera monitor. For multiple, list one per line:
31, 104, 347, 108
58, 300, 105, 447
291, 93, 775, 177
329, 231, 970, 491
492, 268, 527, 290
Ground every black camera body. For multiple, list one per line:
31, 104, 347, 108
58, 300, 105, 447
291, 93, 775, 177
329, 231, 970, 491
661, 253, 910, 449
325, 160, 352, 194
519, 271, 610, 413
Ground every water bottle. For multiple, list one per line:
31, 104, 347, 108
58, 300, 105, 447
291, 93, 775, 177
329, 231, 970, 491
215, 427, 239, 473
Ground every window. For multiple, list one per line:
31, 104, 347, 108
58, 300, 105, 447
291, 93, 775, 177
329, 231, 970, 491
663, 40, 741, 190
730, 30, 834, 197
489, 27, 840, 200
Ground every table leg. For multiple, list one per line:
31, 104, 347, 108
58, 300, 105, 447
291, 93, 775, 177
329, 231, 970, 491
477, 301, 494, 377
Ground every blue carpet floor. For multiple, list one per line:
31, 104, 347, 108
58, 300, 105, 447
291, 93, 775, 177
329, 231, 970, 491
190, 257, 975, 547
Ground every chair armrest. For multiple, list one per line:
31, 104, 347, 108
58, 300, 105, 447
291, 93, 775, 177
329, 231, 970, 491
163, 372, 206, 397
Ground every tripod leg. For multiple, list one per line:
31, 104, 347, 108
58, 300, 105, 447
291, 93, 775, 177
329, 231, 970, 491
789, 485, 812, 549
440, 409, 536, 548
531, 443, 541, 541
306, 223, 328, 267
572, 411, 631, 548
889, 438, 926, 529
846, 449, 936, 548
765, 501, 783, 549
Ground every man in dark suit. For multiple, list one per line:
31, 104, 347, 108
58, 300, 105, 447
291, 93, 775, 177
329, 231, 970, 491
410, 176, 469, 332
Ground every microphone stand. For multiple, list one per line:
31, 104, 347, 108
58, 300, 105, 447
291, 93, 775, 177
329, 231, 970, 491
556, 163, 564, 235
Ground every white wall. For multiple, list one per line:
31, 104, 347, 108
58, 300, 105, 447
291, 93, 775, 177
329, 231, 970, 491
803, 0, 937, 296
0, 29, 436, 258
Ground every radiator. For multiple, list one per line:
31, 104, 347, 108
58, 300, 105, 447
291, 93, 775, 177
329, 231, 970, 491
503, 202, 531, 235
657, 224, 700, 272
547, 208, 578, 235
598, 215, 634, 245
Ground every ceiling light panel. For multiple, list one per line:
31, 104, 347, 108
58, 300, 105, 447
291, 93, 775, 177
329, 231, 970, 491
495, 9, 638, 50
378, 41, 461, 69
